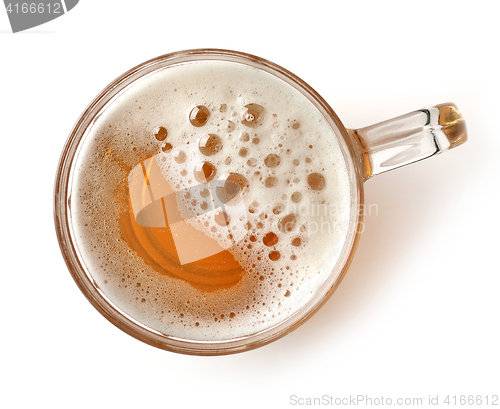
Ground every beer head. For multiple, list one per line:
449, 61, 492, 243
63, 52, 356, 349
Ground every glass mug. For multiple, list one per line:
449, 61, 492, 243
54, 49, 467, 355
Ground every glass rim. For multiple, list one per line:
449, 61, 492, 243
54, 48, 364, 355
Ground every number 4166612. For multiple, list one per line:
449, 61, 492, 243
444, 395, 498, 406
5, 3, 62, 14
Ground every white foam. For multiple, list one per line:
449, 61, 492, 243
70, 60, 352, 341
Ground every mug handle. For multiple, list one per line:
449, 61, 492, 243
348, 103, 467, 180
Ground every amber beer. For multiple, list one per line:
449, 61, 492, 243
69, 58, 351, 341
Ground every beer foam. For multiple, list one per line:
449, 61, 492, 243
70, 60, 352, 341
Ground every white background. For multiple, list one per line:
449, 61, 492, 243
1, 1, 498, 408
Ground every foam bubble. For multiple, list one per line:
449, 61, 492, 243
198, 134, 223, 156
278, 213, 298, 233
264, 154, 281, 168
189, 105, 210, 127
153, 126, 168, 141
269, 251, 281, 261
307, 172, 326, 190
193, 161, 217, 183
240, 104, 265, 127
291, 192, 302, 203
214, 210, 230, 227
263, 232, 279, 247
174, 150, 186, 163
265, 176, 278, 188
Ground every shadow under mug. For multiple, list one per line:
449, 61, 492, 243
54, 49, 467, 355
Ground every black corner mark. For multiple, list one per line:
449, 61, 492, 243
64, 0, 77, 11
4, 0, 79, 33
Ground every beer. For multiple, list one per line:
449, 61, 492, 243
70, 59, 351, 341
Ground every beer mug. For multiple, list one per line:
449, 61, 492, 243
54, 49, 467, 355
